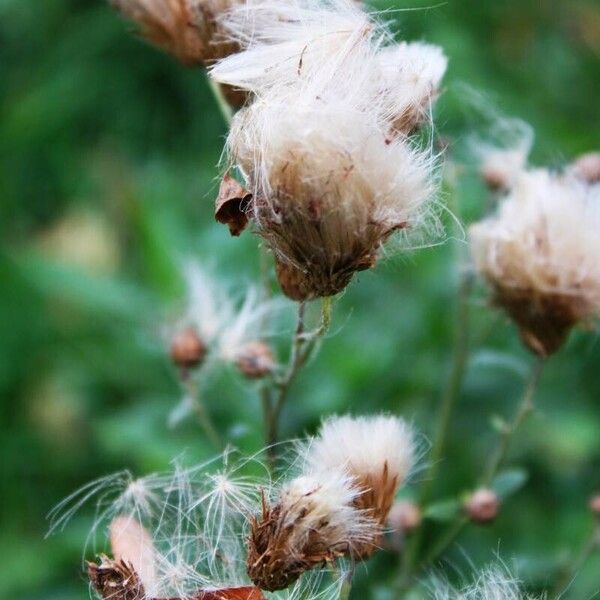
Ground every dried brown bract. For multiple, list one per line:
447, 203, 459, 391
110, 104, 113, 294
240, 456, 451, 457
493, 286, 583, 357
88, 556, 265, 600
89, 556, 146, 600
215, 173, 252, 236
246, 474, 378, 591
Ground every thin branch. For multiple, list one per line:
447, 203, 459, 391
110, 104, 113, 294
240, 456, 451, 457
181, 372, 223, 450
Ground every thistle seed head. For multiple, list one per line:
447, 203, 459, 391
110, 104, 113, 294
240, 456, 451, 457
470, 169, 600, 355
246, 472, 378, 591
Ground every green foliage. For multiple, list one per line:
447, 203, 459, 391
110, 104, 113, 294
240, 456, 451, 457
0, 0, 599, 598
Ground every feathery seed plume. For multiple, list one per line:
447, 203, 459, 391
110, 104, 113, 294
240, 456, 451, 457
304, 414, 416, 556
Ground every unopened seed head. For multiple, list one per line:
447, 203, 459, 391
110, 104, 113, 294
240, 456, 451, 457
589, 494, 600, 519
235, 341, 275, 379
170, 326, 207, 369
387, 501, 422, 534
465, 489, 500, 524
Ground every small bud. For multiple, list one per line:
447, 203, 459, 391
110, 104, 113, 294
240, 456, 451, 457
387, 501, 422, 534
465, 489, 500, 525
235, 341, 275, 379
571, 152, 600, 184
170, 327, 207, 369
589, 494, 600, 519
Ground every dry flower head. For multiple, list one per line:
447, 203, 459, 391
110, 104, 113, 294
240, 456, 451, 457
470, 169, 600, 355
110, 0, 241, 65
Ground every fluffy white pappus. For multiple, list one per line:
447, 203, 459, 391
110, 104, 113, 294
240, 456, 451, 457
470, 170, 600, 313
180, 261, 234, 345
477, 142, 531, 191
50, 453, 270, 596
376, 41, 448, 133
211, 0, 375, 96
217, 286, 280, 363
305, 414, 416, 498
428, 566, 536, 600
278, 471, 379, 550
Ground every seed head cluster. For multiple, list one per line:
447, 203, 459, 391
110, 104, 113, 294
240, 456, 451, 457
210, 0, 446, 300
246, 414, 416, 590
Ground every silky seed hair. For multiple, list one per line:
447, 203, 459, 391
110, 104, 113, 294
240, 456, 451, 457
429, 566, 539, 600
304, 414, 416, 538
50, 454, 268, 597
470, 168, 600, 354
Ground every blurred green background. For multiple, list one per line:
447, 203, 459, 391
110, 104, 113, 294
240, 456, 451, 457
1, 0, 599, 598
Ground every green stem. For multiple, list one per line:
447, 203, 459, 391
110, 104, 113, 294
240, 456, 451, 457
481, 354, 545, 486
182, 373, 223, 450
398, 272, 472, 592
265, 298, 333, 465
339, 575, 353, 600
415, 356, 545, 576
207, 76, 233, 125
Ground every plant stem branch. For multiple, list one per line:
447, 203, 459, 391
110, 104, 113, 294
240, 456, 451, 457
419, 356, 545, 578
265, 298, 333, 465
398, 271, 472, 592
182, 373, 223, 450
481, 354, 545, 486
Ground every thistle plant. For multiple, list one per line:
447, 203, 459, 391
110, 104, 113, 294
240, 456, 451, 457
51, 1, 600, 599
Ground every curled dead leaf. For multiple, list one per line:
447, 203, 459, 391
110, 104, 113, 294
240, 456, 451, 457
215, 174, 252, 236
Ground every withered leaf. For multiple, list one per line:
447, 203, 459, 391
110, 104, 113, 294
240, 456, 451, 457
215, 174, 252, 237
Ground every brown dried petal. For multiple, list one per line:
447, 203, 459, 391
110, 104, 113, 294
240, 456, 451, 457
215, 174, 252, 236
